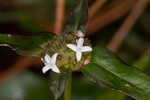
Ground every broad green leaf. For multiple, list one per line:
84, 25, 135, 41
0, 33, 55, 56
64, 0, 88, 34
81, 46, 150, 100
49, 72, 68, 100
72, 75, 125, 100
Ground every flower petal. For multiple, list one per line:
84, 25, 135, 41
44, 54, 51, 63
77, 38, 84, 48
51, 53, 58, 64
76, 51, 82, 61
81, 46, 92, 52
42, 65, 51, 74
67, 44, 77, 51
51, 65, 60, 73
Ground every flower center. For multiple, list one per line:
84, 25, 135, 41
76, 47, 81, 52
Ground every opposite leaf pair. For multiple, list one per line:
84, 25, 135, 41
41, 37, 92, 74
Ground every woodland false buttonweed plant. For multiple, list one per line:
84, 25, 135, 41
0, 0, 150, 100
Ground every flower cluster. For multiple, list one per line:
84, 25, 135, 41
41, 31, 92, 74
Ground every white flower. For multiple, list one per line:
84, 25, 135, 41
41, 53, 60, 74
67, 38, 92, 62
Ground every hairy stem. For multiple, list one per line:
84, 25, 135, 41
64, 72, 72, 100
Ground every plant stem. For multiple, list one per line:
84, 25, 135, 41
54, 0, 65, 34
89, 0, 107, 19
64, 72, 72, 100
87, 0, 137, 35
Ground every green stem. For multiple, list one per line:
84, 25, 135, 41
73, 0, 84, 34
64, 72, 72, 100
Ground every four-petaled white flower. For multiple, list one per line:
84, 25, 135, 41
67, 38, 92, 62
41, 53, 60, 74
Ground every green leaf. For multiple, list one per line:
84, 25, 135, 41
49, 72, 68, 100
0, 33, 55, 56
64, 0, 88, 34
81, 46, 150, 100
72, 75, 125, 100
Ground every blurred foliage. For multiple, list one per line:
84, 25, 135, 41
134, 50, 150, 71
0, 71, 126, 100
0, 71, 53, 100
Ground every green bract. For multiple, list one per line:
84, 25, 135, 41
46, 34, 92, 71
